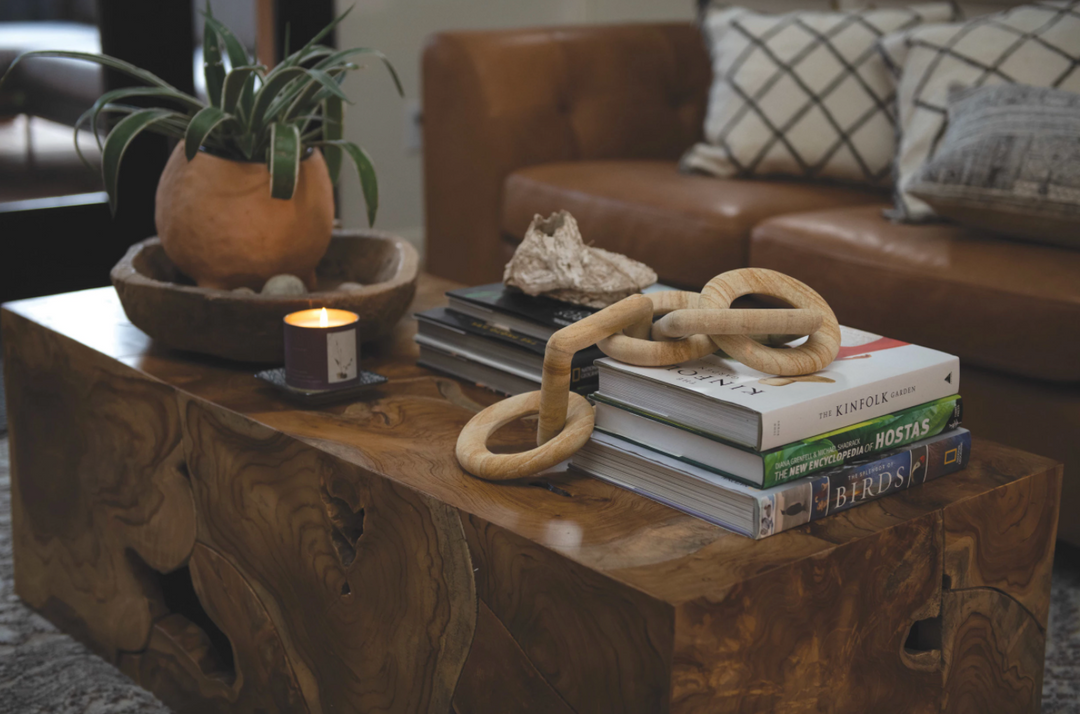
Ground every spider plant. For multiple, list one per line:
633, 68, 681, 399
0, 4, 401, 225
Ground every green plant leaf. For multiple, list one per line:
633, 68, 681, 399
314, 47, 404, 97
281, 7, 353, 67
1, 50, 176, 92
201, 13, 251, 71
221, 65, 262, 117
88, 103, 195, 142
102, 108, 174, 215
85, 86, 202, 150
73, 106, 99, 172
322, 97, 344, 185
203, 1, 225, 107
185, 105, 235, 160
313, 139, 377, 226
269, 122, 301, 200
250, 66, 306, 131
283, 67, 348, 123
254, 66, 346, 133
202, 14, 256, 119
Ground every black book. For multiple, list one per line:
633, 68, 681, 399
415, 307, 600, 393
445, 283, 598, 340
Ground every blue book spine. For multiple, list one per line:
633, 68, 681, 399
756, 429, 971, 538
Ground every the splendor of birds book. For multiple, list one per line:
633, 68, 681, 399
572, 428, 971, 539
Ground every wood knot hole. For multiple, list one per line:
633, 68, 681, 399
154, 564, 236, 685
904, 613, 943, 655
321, 485, 365, 568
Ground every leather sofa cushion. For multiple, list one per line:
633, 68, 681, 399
751, 205, 1080, 382
502, 161, 884, 289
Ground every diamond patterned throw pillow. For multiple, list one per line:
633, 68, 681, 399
880, 0, 1080, 221
683, 3, 957, 186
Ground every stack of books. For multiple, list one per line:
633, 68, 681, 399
415, 283, 604, 395
570, 326, 968, 539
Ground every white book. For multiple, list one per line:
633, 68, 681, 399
596, 326, 959, 450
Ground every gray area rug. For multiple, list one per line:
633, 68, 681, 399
0, 357, 6, 435
1045, 544, 1080, 713
0, 435, 1075, 711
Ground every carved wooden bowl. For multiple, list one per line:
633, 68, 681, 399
112, 229, 419, 363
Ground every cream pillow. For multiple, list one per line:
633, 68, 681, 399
880, 0, 1080, 221
683, 3, 957, 186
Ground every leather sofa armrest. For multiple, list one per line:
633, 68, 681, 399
422, 24, 710, 285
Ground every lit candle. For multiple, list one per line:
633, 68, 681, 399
283, 308, 361, 390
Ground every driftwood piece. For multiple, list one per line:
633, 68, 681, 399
111, 230, 419, 363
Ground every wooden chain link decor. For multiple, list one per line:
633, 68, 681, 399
456, 268, 841, 481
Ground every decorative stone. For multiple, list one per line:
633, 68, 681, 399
232, 287, 256, 295
503, 211, 657, 308
338, 281, 366, 292
261, 274, 307, 296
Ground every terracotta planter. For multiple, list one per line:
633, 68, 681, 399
155, 143, 335, 290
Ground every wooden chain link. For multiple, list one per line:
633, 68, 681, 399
456, 268, 840, 481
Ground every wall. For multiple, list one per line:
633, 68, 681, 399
332, 0, 697, 254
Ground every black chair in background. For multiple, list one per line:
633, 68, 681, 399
0, 0, 333, 306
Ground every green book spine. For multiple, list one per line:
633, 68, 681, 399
762, 395, 962, 487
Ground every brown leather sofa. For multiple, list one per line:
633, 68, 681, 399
422, 23, 1080, 544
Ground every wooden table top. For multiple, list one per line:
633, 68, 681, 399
1, 274, 1061, 606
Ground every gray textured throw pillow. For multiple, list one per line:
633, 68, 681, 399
879, 0, 1080, 222
908, 84, 1080, 248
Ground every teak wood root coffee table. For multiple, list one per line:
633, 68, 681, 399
1, 275, 1061, 714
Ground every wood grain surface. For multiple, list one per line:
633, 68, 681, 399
597, 290, 715, 366
2, 309, 196, 659
701, 268, 840, 376
451, 600, 577, 714
464, 513, 674, 714
941, 589, 1046, 714
119, 544, 309, 713
0, 275, 1062, 713
180, 395, 475, 713
672, 512, 944, 714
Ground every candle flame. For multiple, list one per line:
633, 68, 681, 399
319, 308, 328, 328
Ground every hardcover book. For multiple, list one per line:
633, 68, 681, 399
415, 307, 600, 393
592, 393, 963, 488
571, 428, 971, 539
596, 326, 959, 450
417, 344, 538, 396
446, 283, 598, 340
